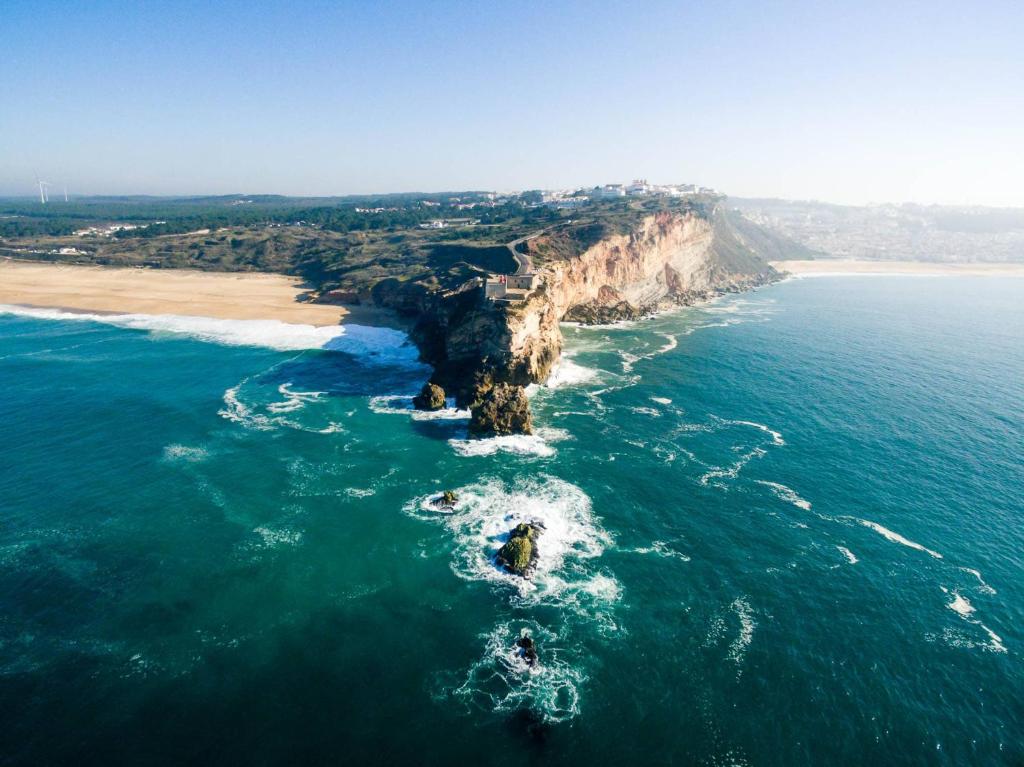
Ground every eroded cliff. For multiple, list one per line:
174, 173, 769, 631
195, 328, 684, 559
393, 203, 780, 435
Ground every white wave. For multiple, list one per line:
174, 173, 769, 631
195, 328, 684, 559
0, 303, 425, 363
322, 323, 424, 366
937, 587, 1006, 653
219, 385, 276, 430
630, 406, 661, 417
756, 480, 811, 510
344, 487, 376, 498
944, 589, 976, 618
544, 357, 599, 388
617, 332, 678, 373
403, 476, 616, 612
368, 394, 470, 421
266, 382, 325, 413
631, 540, 691, 562
252, 526, 303, 548
161, 444, 210, 463
836, 546, 858, 564
719, 418, 785, 446
448, 621, 585, 723
960, 567, 997, 595
448, 427, 569, 458
0, 304, 342, 350
856, 519, 943, 559
699, 448, 766, 486
619, 351, 641, 373
727, 598, 756, 673
650, 397, 673, 405
928, 626, 1007, 654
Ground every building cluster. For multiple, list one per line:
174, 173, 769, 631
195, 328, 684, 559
539, 180, 716, 207
417, 218, 480, 229
72, 223, 152, 237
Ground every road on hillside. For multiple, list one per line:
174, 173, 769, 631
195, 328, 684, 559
506, 221, 573, 274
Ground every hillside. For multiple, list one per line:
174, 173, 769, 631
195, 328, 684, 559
731, 198, 1024, 263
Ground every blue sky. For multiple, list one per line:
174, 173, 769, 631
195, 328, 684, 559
2, 0, 1022, 205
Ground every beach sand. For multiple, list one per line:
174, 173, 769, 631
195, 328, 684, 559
771, 259, 1024, 277
0, 260, 348, 326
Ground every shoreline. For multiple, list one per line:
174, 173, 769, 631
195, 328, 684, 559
0, 259, 350, 326
770, 259, 1024, 277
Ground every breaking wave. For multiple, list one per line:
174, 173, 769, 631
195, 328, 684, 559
368, 394, 470, 421
854, 518, 943, 559
0, 304, 424, 362
544, 357, 600, 388
404, 476, 617, 615
755, 480, 811, 510
448, 427, 570, 458
836, 546, 858, 564
446, 621, 585, 723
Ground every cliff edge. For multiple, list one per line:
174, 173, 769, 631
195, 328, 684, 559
396, 201, 781, 435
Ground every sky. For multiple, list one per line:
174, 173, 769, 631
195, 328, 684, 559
1, 0, 1022, 206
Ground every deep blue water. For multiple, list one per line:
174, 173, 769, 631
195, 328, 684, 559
0, 276, 1021, 766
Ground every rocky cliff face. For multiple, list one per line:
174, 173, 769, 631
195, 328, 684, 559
392, 204, 779, 435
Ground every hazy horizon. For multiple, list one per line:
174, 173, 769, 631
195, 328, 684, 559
3, 0, 1022, 207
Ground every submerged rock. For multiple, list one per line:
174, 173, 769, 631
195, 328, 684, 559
468, 383, 533, 436
515, 632, 539, 667
412, 382, 446, 411
430, 490, 458, 510
496, 522, 542, 577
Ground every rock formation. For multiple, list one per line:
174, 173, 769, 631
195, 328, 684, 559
430, 490, 458, 510
496, 522, 542, 577
468, 383, 533, 436
380, 204, 780, 436
515, 633, 539, 667
412, 382, 446, 411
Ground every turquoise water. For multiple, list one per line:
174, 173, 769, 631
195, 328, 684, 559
1, 276, 1022, 765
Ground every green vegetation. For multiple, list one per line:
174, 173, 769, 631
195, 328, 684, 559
496, 523, 539, 576
0, 192, 720, 296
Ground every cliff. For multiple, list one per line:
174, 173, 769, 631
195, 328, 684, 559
385, 203, 781, 434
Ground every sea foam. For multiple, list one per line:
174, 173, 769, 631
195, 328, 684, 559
404, 476, 617, 613
448, 621, 585, 723
448, 427, 570, 458
756, 480, 811, 510
855, 519, 943, 559
0, 304, 422, 361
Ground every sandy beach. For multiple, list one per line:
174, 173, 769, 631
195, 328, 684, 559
0, 260, 347, 326
771, 259, 1024, 277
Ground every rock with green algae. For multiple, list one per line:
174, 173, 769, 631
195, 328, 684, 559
431, 490, 458, 510
496, 522, 542, 577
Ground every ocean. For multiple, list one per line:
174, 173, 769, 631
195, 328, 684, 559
0, 275, 1021, 766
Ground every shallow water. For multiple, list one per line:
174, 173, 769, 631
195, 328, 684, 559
1, 276, 1021, 765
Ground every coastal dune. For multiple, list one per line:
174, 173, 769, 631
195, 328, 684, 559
0, 260, 346, 326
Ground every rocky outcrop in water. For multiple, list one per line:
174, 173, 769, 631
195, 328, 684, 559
412, 382, 446, 410
431, 490, 458, 510
469, 382, 533, 436
562, 299, 648, 325
496, 522, 542, 576
516, 633, 539, 667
